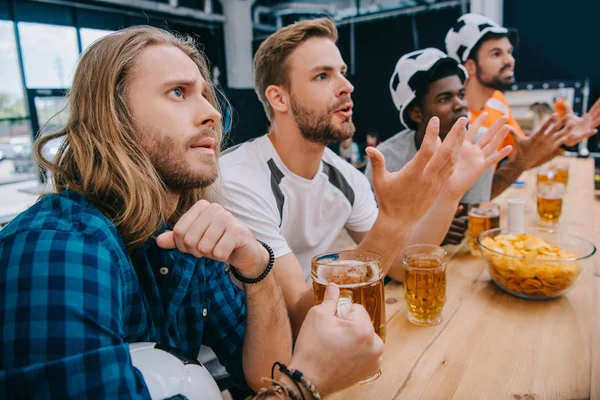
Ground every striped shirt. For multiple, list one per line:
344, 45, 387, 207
469, 90, 525, 150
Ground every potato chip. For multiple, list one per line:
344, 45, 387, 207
480, 233, 582, 297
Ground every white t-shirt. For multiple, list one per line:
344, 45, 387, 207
364, 129, 494, 204
213, 135, 379, 280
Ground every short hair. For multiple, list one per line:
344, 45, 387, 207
253, 18, 338, 120
406, 62, 465, 129
530, 102, 554, 118
468, 31, 510, 63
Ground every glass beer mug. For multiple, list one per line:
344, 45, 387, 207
311, 250, 386, 384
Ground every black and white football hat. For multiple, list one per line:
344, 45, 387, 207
389, 48, 468, 130
445, 13, 519, 63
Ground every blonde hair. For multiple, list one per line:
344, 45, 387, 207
34, 26, 223, 249
253, 18, 338, 120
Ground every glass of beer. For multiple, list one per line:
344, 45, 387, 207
536, 167, 554, 185
553, 163, 569, 185
403, 245, 447, 326
312, 250, 386, 384
467, 202, 501, 255
537, 181, 565, 225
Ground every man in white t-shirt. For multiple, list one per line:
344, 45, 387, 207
365, 48, 510, 244
214, 18, 512, 336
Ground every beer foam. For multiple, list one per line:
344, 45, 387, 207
316, 261, 379, 287
468, 207, 500, 218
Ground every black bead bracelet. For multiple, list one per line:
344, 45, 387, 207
230, 240, 274, 284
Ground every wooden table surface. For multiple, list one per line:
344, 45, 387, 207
329, 157, 598, 400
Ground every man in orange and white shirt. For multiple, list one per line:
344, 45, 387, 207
445, 13, 599, 198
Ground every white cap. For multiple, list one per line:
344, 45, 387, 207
389, 48, 468, 130
445, 13, 519, 63
507, 199, 525, 233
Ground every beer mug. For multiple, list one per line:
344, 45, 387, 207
537, 181, 565, 225
552, 163, 569, 185
311, 250, 386, 384
403, 245, 447, 326
467, 202, 500, 255
536, 167, 554, 185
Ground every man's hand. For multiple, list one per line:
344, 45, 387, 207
367, 116, 466, 225
510, 114, 571, 170
156, 200, 268, 278
289, 284, 384, 397
444, 113, 513, 199
563, 98, 600, 147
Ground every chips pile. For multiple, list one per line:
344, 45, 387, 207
480, 233, 582, 297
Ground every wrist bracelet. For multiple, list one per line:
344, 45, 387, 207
290, 369, 321, 400
272, 362, 306, 400
230, 240, 274, 284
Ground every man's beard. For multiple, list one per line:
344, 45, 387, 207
290, 94, 355, 146
139, 124, 218, 192
477, 64, 515, 91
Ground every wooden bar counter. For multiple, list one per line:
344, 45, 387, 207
329, 157, 597, 400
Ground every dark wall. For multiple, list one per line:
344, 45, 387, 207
339, 6, 463, 145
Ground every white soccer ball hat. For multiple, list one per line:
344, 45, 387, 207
389, 48, 468, 129
129, 342, 222, 400
445, 13, 519, 63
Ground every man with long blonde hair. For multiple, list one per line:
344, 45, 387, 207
0, 26, 384, 398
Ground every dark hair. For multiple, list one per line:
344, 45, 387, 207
530, 102, 553, 117
405, 62, 465, 129
366, 132, 379, 139
468, 32, 510, 63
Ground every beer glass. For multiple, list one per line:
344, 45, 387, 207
467, 202, 500, 255
312, 250, 386, 384
536, 167, 554, 185
553, 163, 569, 185
537, 181, 565, 225
403, 245, 447, 326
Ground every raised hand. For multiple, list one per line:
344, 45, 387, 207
510, 114, 571, 170
563, 98, 600, 147
156, 200, 268, 276
367, 116, 466, 225
444, 113, 513, 198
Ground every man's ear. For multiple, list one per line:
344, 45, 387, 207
265, 85, 289, 114
409, 106, 424, 125
464, 58, 477, 77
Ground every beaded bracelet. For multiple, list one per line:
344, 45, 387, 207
272, 362, 306, 400
230, 240, 275, 284
290, 369, 321, 400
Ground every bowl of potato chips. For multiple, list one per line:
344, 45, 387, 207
477, 228, 596, 299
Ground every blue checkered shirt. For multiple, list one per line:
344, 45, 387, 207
0, 190, 248, 398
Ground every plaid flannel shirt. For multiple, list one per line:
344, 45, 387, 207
0, 190, 248, 398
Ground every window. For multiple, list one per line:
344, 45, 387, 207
80, 28, 114, 52
0, 21, 26, 118
18, 22, 78, 89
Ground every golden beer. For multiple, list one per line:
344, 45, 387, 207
537, 167, 553, 185
403, 245, 447, 326
468, 203, 500, 255
312, 251, 386, 383
537, 181, 565, 225
537, 197, 563, 224
554, 166, 569, 185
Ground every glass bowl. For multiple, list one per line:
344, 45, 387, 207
477, 228, 596, 299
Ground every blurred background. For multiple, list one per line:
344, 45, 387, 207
0, 0, 598, 222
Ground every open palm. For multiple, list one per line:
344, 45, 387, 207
446, 114, 512, 198
564, 98, 600, 147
